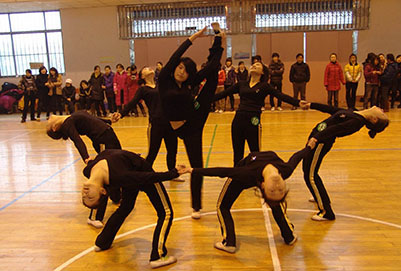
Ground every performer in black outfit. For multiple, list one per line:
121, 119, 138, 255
46, 111, 122, 228
187, 146, 312, 252
214, 61, 305, 165
113, 66, 182, 181
158, 24, 224, 218
301, 102, 389, 221
81, 149, 187, 268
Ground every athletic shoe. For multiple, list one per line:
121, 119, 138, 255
261, 107, 265, 111
171, 177, 185, 182
31, 118, 37, 121
271, 107, 275, 111
21, 119, 26, 123
87, 218, 104, 228
215, 109, 219, 113
214, 241, 236, 253
36, 118, 41, 122
311, 213, 335, 221
277, 107, 283, 111
219, 110, 223, 113
285, 234, 298, 246
308, 197, 315, 202
94, 246, 102, 252
191, 210, 201, 219
150, 256, 177, 269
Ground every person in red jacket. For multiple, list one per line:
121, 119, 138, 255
215, 65, 226, 113
113, 64, 128, 113
324, 53, 345, 107
126, 64, 146, 117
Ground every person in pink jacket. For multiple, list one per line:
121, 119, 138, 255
126, 64, 146, 117
324, 53, 345, 107
113, 64, 127, 112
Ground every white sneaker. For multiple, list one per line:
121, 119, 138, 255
87, 218, 104, 228
191, 210, 201, 219
261, 107, 265, 111
271, 107, 275, 111
94, 245, 102, 252
150, 256, 177, 269
277, 107, 283, 111
219, 110, 223, 113
308, 196, 316, 202
311, 214, 333, 221
214, 109, 219, 113
214, 241, 236, 253
286, 234, 298, 246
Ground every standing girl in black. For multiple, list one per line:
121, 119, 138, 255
113, 66, 181, 180
89, 65, 107, 117
78, 80, 91, 110
46, 67, 63, 115
158, 24, 224, 218
35, 66, 50, 120
301, 102, 389, 221
46, 111, 122, 228
187, 146, 311, 252
214, 61, 302, 166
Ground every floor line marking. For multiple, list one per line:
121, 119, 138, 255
261, 198, 281, 271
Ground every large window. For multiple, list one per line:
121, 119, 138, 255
0, 11, 65, 77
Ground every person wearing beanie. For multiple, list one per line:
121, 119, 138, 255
300, 101, 389, 221
62, 78, 76, 114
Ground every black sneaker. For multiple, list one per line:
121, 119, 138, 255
21, 119, 26, 123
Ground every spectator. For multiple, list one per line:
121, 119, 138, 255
35, 66, 50, 120
78, 80, 91, 110
324, 53, 345, 107
235, 61, 248, 82
46, 67, 63, 115
89, 65, 106, 117
363, 53, 381, 109
344, 53, 362, 110
223, 57, 236, 111
113, 64, 127, 112
379, 54, 398, 112
289, 53, 310, 110
394, 55, 401, 108
154, 61, 163, 83
126, 64, 146, 117
19, 69, 37, 123
62, 78, 76, 114
104, 65, 116, 114
268, 52, 284, 111
215, 65, 226, 113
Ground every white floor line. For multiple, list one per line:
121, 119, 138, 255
53, 208, 401, 271
260, 198, 281, 271
0, 130, 32, 144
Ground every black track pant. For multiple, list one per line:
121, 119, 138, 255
231, 111, 261, 166
345, 82, 358, 109
95, 182, 173, 261
327, 91, 339, 108
302, 142, 335, 219
175, 36, 223, 211
21, 93, 36, 121
37, 93, 50, 118
93, 99, 106, 117
217, 178, 295, 246
270, 81, 283, 107
89, 128, 122, 221
146, 119, 178, 170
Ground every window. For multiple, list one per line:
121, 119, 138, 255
0, 11, 65, 77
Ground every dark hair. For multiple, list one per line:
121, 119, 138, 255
39, 66, 47, 74
116, 63, 124, 69
272, 52, 280, 58
330, 53, 337, 58
226, 57, 232, 63
365, 52, 376, 64
80, 80, 89, 89
46, 129, 64, 140
25, 69, 32, 74
131, 64, 137, 72
378, 53, 385, 57
94, 65, 100, 71
396, 55, 401, 59
178, 57, 197, 85
82, 193, 108, 210
349, 53, 358, 65
386, 54, 395, 62
366, 118, 389, 138
252, 55, 262, 63
105, 65, 111, 70
157, 61, 163, 66
296, 53, 304, 59
137, 66, 148, 86
238, 61, 244, 66
49, 67, 58, 77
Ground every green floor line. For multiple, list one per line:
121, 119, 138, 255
204, 124, 218, 168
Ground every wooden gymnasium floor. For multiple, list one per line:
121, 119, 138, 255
1, 107, 401, 271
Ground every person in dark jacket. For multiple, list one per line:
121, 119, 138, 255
104, 65, 116, 113
78, 80, 91, 110
223, 57, 236, 111
46, 67, 63, 115
394, 55, 401, 108
81, 149, 187, 268
301, 101, 389, 221
379, 54, 398, 112
19, 69, 37, 123
89, 65, 107, 117
187, 146, 312, 252
290, 53, 310, 110
154, 61, 163, 84
268, 52, 284, 111
35, 66, 50, 120
158, 24, 224, 219
235, 61, 248, 82
62, 78, 76, 114
363, 54, 381, 109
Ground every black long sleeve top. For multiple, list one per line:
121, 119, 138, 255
83, 149, 179, 190
193, 147, 310, 187
59, 111, 112, 161
309, 103, 367, 143
214, 81, 300, 113
121, 85, 166, 123
158, 39, 196, 122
